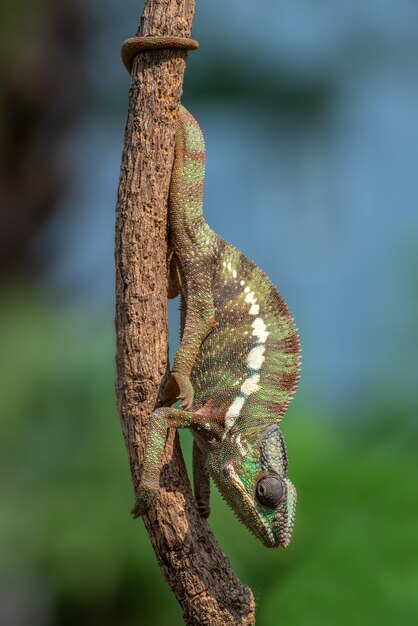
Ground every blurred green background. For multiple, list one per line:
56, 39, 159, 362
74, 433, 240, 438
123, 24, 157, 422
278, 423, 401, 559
1, 1, 418, 624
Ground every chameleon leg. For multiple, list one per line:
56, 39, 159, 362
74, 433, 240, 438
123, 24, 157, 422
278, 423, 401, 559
166, 277, 216, 409
131, 407, 220, 517
162, 255, 216, 409
193, 440, 211, 518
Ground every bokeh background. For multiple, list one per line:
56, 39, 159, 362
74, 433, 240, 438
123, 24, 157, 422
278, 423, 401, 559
1, 1, 418, 624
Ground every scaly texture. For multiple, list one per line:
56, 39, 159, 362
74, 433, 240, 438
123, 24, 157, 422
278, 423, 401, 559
133, 106, 301, 549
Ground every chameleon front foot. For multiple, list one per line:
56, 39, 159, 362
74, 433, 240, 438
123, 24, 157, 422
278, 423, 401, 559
161, 372, 194, 410
131, 489, 157, 518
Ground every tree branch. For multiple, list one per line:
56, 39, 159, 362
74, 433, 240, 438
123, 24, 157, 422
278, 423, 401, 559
114, 1, 255, 624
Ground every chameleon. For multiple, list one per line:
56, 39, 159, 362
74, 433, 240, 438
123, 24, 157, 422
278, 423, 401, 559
131, 104, 301, 548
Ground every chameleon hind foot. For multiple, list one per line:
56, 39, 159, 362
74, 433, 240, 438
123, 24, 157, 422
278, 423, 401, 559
161, 372, 194, 409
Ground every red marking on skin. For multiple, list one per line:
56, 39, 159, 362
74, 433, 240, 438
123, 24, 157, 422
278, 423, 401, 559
278, 333, 300, 355
278, 370, 298, 394
196, 397, 217, 417
189, 151, 205, 163
196, 397, 225, 425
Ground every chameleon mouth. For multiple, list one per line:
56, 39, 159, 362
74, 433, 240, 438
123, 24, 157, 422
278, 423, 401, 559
225, 462, 279, 547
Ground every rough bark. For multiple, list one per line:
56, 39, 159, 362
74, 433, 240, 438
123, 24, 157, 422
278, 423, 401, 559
114, 1, 255, 624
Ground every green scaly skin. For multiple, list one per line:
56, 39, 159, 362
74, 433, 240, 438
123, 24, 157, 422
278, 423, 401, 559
132, 106, 301, 548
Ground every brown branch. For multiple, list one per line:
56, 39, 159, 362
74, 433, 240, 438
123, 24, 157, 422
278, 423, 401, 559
114, 1, 255, 624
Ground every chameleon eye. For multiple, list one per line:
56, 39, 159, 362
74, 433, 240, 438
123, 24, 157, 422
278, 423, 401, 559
255, 475, 284, 508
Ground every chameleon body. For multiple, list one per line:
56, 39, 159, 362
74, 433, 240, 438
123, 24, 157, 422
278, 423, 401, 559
133, 106, 301, 548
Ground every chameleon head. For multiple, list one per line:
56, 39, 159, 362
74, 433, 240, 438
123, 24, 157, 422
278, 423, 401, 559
213, 425, 297, 547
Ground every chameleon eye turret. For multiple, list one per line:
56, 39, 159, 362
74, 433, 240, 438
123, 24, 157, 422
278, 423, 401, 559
123, 38, 300, 548
255, 475, 285, 508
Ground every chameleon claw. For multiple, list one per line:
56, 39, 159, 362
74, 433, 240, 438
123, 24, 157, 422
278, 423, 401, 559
179, 395, 193, 410
176, 375, 194, 409
162, 372, 194, 410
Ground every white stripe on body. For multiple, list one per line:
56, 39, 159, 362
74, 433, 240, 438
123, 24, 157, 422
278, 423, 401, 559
222, 258, 269, 434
